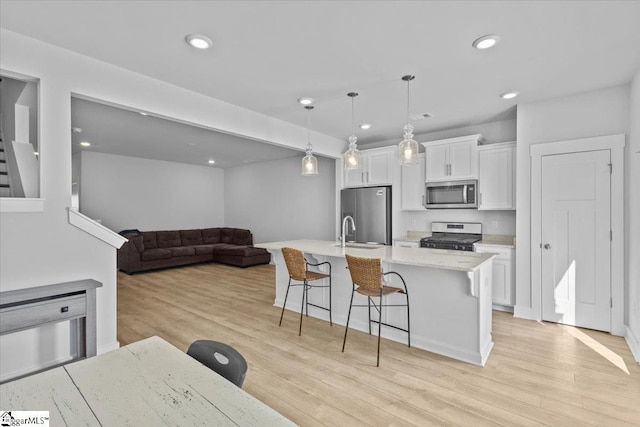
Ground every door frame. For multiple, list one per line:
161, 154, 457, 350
530, 134, 625, 336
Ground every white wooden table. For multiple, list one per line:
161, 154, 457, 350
0, 336, 295, 426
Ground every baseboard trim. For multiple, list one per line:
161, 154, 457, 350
0, 353, 77, 383
514, 305, 538, 320
98, 340, 120, 354
625, 326, 640, 364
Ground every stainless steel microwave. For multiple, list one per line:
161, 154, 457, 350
425, 179, 477, 209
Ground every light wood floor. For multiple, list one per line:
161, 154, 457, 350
117, 263, 640, 426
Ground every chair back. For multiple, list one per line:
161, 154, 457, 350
187, 340, 248, 388
282, 247, 307, 281
345, 254, 383, 291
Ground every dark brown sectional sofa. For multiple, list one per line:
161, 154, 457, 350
117, 227, 271, 274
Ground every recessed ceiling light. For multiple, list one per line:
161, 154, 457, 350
500, 91, 519, 100
208, 159, 215, 164
33, 151, 39, 156
185, 34, 212, 49
359, 123, 372, 130
297, 97, 314, 106
139, 112, 148, 116
80, 141, 91, 147
472, 34, 501, 50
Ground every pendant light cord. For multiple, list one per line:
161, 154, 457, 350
406, 78, 410, 126
351, 95, 355, 135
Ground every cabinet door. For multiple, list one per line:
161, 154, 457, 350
366, 149, 393, 185
425, 144, 448, 181
449, 140, 477, 179
401, 154, 426, 210
344, 167, 365, 187
394, 241, 419, 248
478, 146, 514, 210
491, 259, 511, 305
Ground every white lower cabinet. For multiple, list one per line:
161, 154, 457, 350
474, 244, 515, 307
393, 240, 420, 248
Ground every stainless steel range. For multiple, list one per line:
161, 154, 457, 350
420, 222, 482, 252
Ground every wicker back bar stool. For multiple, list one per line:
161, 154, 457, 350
279, 247, 332, 336
342, 254, 410, 366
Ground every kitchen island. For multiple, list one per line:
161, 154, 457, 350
256, 240, 495, 366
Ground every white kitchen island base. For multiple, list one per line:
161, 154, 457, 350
258, 240, 495, 366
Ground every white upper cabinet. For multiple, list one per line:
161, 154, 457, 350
422, 134, 483, 182
477, 141, 516, 210
343, 146, 394, 188
401, 153, 426, 210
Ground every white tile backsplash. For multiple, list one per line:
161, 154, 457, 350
402, 210, 516, 236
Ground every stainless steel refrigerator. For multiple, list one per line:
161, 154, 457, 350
340, 186, 392, 245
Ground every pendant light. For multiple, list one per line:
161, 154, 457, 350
301, 105, 318, 176
343, 92, 362, 170
398, 75, 419, 165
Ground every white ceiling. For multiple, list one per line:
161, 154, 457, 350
70, 97, 301, 168
3, 1, 640, 165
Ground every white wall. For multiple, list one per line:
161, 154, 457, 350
626, 69, 640, 361
79, 152, 225, 233
0, 28, 343, 381
515, 84, 630, 320
225, 156, 336, 243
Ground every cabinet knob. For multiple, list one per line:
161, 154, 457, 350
543, 243, 551, 250
61, 306, 69, 313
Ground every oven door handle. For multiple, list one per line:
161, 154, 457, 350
462, 184, 468, 204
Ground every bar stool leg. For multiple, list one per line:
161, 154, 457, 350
406, 291, 411, 348
279, 277, 293, 327
377, 290, 383, 367
342, 287, 355, 352
329, 275, 333, 326
368, 297, 372, 335
299, 280, 307, 336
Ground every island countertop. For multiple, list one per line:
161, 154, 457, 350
256, 239, 494, 272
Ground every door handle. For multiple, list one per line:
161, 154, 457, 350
462, 185, 468, 203
544, 243, 551, 250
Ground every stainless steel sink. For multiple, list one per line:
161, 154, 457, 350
332, 242, 384, 249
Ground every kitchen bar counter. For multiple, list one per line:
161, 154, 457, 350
257, 240, 495, 366
258, 239, 495, 272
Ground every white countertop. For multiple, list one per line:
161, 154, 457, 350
475, 234, 516, 248
256, 239, 495, 272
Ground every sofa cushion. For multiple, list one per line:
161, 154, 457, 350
180, 229, 203, 246
157, 231, 181, 248
233, 229, 252, 246
141, 248, 172, 261
202, 228, 221, 244
212, 245, 264, 256
221, 228, 235, 244
169, 246, 196, 257
194, 245, 215, 255
142, 231, 158, 250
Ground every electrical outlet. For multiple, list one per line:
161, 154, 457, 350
492, 221, 498, 229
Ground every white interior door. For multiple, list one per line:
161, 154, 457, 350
541, 150, 611, 331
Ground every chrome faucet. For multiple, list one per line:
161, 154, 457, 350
341, 215, 356, 248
